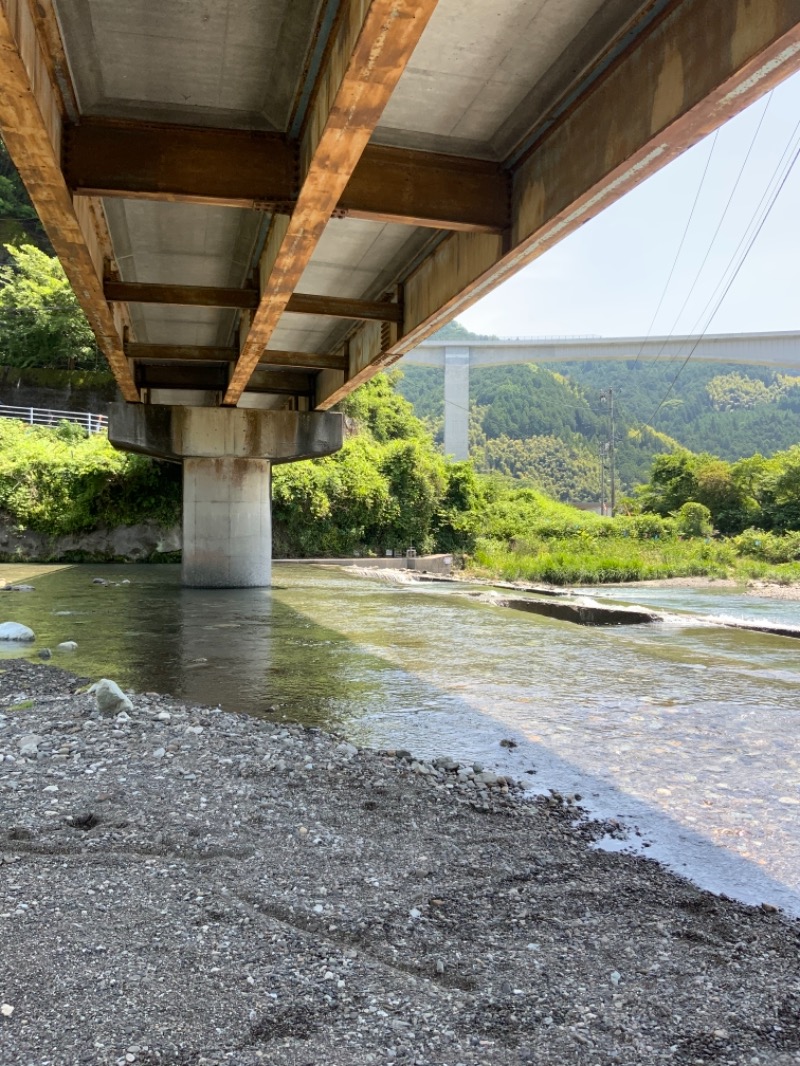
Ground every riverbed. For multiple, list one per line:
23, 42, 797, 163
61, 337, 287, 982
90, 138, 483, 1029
1, 562, 799, 916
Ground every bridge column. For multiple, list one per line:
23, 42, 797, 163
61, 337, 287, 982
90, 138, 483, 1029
444, 345, 470, 461
182, 457, 272, 587
108, 404, 343, 587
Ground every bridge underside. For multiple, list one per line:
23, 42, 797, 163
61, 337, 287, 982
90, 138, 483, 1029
1, 0, 800, 583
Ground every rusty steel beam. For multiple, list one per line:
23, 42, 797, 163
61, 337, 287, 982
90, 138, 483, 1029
342, 145, 507, 233
135, 363, 229, 392
65, 120, 297, 210
136, 363, 313, 395
224, 0, 439, 405
106, 282, 401, 322
107, 282, 259, 310
315, 0, 800, 408
64, 117, 505, 233
287, 293, 402, 323
0, 1, 139, 401
127, 344, 240, 363
256, 350, 345, 371
126, 343, 344, 371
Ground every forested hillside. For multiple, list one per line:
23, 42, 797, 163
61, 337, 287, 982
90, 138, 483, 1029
397, 322, 800, 501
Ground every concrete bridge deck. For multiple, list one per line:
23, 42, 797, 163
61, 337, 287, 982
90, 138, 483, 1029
2, 0, 800, 583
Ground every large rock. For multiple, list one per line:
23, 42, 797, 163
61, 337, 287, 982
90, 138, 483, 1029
18, 734, 43, 757
0, 622, 35, 642
88, 679, 133, 716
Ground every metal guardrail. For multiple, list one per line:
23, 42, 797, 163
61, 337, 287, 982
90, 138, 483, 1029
0, 404, 106, 433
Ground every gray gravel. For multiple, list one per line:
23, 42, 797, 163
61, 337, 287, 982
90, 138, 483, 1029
0, 660, 798, 1066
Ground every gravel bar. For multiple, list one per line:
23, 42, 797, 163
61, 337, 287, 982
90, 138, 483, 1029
0, 660, 798, 1066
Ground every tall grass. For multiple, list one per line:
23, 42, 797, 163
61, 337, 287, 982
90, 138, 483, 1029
470, 535, 738, 585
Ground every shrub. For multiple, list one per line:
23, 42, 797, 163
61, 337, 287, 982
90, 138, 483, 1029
674, 502, 713, 538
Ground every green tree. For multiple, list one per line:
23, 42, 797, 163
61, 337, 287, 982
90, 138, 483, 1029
339, 369, 426, 442
0, 244, 98, 369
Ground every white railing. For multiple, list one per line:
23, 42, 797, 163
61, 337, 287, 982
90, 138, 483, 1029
0, 404, 107, 433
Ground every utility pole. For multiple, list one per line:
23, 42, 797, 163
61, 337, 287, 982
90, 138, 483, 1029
600, 388, 616, 516
598, 442, 606, 516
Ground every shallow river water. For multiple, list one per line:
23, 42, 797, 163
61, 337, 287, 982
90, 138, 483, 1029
1, 563, 799, 916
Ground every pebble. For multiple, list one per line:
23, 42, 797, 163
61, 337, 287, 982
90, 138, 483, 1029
0, 659, 796, 1066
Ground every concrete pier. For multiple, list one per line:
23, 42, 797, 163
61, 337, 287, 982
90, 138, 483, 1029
109, 404, 342, 587
444, 346, 470, 461
182, 457, 272, 587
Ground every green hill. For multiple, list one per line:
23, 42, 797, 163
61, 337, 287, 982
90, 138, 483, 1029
397, 323, 800, 501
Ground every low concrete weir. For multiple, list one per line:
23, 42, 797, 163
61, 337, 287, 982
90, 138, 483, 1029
109, 404, 343, 588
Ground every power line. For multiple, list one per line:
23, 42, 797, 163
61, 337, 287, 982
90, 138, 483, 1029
677, 111, 800, 346
646, 136, 800, 426
629, 129, 719, 369
653, 91, 775, 374
639, 91, 773, 376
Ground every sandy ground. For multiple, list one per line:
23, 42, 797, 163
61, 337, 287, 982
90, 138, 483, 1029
0, 660, 798, 1066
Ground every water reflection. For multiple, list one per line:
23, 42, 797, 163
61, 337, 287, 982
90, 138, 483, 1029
0, 563, 798, 914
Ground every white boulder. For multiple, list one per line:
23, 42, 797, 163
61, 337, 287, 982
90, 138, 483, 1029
0, 622, 35, 642
18, 734, 43, 757
88, 678, 133, 716
57, 641, 78, 651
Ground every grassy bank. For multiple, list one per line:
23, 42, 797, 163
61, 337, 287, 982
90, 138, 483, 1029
467, 533, 800, 586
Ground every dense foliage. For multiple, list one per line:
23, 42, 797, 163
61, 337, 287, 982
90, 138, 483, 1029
2, 370, 800, 584
0, 244, 100, 369
635, 446, 800, 536
272, 373, 485, 556
562, 358, 800, 461
398, 362, 677, 500
0, 419, 180, 535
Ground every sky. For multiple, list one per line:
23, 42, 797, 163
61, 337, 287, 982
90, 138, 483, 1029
460, 68, 800, 340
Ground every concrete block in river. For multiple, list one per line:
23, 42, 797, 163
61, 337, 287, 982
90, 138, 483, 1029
497, 596, 658, 626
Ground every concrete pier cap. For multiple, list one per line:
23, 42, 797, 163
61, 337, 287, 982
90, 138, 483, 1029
109, 403, 343, 588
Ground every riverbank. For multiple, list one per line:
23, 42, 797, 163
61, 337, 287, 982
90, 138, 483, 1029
1, 661, 798, 1065
607, 575, 800, 601
468, 533, 800, 589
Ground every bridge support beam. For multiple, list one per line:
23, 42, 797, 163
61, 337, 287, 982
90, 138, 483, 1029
108, 404, 343, 587
444, 347, 470, 461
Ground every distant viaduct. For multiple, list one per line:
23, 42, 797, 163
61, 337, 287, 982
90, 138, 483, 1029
401, 331, 800, 460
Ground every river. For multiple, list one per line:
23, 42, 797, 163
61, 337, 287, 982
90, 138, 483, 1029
1, 562, 799, 916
